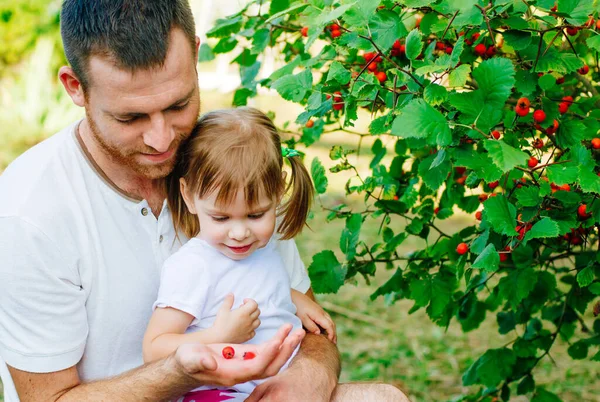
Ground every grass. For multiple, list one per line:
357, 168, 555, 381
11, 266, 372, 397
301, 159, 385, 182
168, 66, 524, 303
1, 81, 599, 401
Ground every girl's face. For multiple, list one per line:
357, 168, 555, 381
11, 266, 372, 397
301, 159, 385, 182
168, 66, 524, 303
182, 184, 278, 260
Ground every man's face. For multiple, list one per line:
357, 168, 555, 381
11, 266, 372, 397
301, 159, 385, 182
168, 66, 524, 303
82, 28, 200, 179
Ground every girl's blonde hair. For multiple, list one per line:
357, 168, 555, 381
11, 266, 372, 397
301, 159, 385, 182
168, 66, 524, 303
167, 107, 314, 240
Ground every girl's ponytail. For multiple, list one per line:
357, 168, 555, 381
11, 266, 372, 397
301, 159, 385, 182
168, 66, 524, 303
277, 153, 314, 240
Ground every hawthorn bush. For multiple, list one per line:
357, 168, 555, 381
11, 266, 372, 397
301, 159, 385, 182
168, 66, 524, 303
200, 0, 600, 400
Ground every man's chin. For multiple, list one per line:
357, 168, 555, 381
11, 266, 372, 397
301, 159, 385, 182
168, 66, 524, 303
132, 158, 176, 180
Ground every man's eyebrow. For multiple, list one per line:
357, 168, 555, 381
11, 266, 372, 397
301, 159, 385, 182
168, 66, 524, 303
111, 88, 196, 118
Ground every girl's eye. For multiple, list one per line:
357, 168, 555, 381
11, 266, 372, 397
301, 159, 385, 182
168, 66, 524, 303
248, 213, 265, 219
212, 216, 228, 222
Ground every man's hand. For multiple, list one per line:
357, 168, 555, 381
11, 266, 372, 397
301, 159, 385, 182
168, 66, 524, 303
245, 333, 339, 402
173, 323, 305, 388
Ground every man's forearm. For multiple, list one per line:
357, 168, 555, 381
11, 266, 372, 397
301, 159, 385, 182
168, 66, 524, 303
55, 355, 195, 402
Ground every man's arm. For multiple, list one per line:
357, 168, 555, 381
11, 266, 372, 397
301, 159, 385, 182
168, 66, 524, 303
247, 288, 340, 402
9, 324, 305, 402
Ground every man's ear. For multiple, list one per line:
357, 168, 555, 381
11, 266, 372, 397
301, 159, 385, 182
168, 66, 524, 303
58, 66, 86, 107
195, 36, 201, 53
180, 178, 198, 214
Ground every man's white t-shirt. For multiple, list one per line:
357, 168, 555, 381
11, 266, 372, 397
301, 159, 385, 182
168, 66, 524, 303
155, 237, 303, 395
0, 121, 311, 402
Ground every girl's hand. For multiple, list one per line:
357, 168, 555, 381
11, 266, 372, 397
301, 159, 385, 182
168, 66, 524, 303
212, 293, 261, 344
290, 290, 336, 344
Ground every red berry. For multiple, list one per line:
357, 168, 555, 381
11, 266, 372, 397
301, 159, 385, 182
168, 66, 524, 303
556, 76, 565, 85
479, 194, 488, 203
592, 138, 600, 149
485, 46, 496, 57
456, 242, 469, 255
578, 204, 590, 219
578, 65, 589, 74
455, 166, 467, 175
516, 106, 529, 117
499, 253, 508, 262
488, 181, 499, 189
367, 62, 378, 72
585, 16, 595, 28
566, 26, 578, 36
528, 156, 538, 168
471, 32, 481, 41
329, 23, 340, 31
562, 95, 573, 104
301, 27, 309, 37
597, 19, 600, 30
558, 102, 569, 114
373, 55, 382, 63
475, 211, 482, 221
560, 183, 571, 192
398, 44, 406, 54
533, 110, 546, 123
305, 119, 314, 128
222, 346, 235, 359
363, 52, 375, 62
532, 138, 544, 149
551, 5, 557, 12
434, 207, 440, 215
546, 119, 559, 135
393, 195, 399, 201
331, 29, 341, 38
445, 46, 453, 55
456, 176, 467, 185
517, 97, 530, 109
376, 71, 387, 83
436, 42, 446, 50
243, 351, 256, 360
474, 43, 486, 56
491, 130, 501, 139
392, 40, 402, 50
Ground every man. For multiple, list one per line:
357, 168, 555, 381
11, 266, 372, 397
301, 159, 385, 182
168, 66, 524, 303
0, 1, 409, 401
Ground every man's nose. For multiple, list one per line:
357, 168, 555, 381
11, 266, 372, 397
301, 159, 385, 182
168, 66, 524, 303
143, 114, 175, 153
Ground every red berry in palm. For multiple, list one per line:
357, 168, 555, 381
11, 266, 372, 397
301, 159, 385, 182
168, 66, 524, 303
566, 26, 578, 36
222, 346, 235, 359
243, 351, 256, 360
558, 102, 569, 114
301, 27, 309, 37
528, 156, 538, 168
533, 110, 546, 123
491, 130, 501, 139
456, 242, 469, 255
578, 65, 589, 74
592, 138, 600, 149
475, 211, 482, 221
331, 29, 341, 38
474, 43, 486, 56
305, 119, 314, 128
376, 71, 387, 84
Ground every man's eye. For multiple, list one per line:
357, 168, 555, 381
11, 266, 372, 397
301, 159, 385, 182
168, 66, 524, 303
115, 117, 137, 124
248, 213, 265, 219
170, 102, 190, 111
212, 216, 228, 222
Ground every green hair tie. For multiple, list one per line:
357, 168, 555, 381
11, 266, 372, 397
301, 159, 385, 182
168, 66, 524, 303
281, 146, 300, 158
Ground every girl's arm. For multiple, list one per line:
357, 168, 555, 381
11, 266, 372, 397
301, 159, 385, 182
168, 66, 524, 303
143, 294, 261, 363
290, 289, 337, 343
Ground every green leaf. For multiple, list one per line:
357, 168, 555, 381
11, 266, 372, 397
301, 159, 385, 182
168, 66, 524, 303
198, 43, 215, 62
271, 70, 313, 102
462, 348, 516, 388
424, 84, 448, 106
589, 283, 600, 295
523, 218, 560, 242
308, 250, 347, 294
391, 99, 451, 146
498, 267, 537, 308
577, 265, 595, 287
342, 0, 379, 26
315, 3, 355, 27
405, 28, 423, 61
311, 157, 328, 194
483, 195, 517, 236
471, 230, 490, 255
418, 153, 452, 191
327, 61, 351, 85
532, 388, 562, 402
497, 311, 516, 334
567, 340, 589, 360
547, 164, 579, 185
556, 119, 586, 148
483, 140, 529, 172
206, 16, 243, 38
370, 10, 407, 51
266, 3, 309, 23
559, 0, 595, 25
538, 74, 556, 91
515, 186, 541, 207
472, 244, 500, 272
340, 213, 362, 260
578, 167, 600, 194
503, 30, 532, 51
587, 34, 600, 52
472, 58, 516, 109
517, 375, 535, 395
449, 64, 471, 87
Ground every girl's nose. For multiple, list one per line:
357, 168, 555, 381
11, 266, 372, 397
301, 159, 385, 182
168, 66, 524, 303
228, 225, 250, 241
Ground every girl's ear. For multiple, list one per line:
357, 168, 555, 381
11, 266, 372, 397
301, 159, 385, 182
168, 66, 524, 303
180, 178, 198, 214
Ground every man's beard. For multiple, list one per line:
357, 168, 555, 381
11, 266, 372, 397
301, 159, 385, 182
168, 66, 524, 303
85, 109, 189, 180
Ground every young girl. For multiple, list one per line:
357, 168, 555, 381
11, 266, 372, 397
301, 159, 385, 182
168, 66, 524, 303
143, 107, 336, 401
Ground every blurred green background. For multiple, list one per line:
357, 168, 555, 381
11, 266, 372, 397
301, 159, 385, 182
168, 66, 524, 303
1, 1, 598, 401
